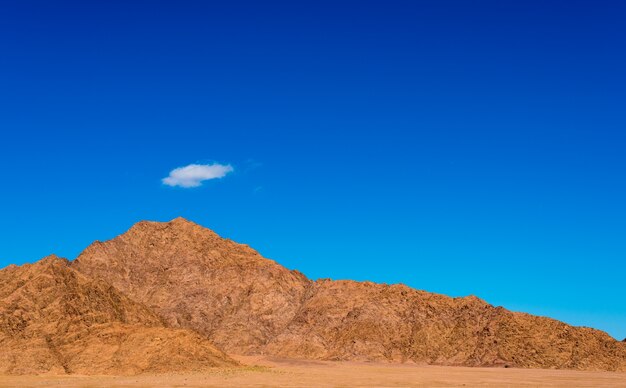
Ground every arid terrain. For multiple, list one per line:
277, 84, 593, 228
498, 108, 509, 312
72, 218, 626, 370
0, 255, 236, 375
2, 217, 626, 386
1, 356, 626, 387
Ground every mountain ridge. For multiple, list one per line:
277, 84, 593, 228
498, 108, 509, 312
71, 217, 626, 371
1, 217, 624, 374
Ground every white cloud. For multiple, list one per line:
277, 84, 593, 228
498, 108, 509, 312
162, 163, 234, 188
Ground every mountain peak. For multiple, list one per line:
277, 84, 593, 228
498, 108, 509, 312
123, 217, 214, 235
72, 218, 312, 353
39, 254, 67, 265
10, 254, 71, 275
73, 217, 273, 285
169, 216, 196, 225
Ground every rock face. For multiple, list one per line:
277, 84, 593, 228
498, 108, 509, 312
73, 218, 626, 371
264, 280, 626, 371
73, 218, 311, 354
0, 255, 237, 375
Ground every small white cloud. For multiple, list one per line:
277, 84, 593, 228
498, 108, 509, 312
162, 163, 234, 188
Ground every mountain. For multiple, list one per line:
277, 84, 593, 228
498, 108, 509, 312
0, 255, 237, 375
73, 218, 626, 371
73, 217, 311, 354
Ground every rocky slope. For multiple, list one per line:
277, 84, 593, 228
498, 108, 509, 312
73, 218, 626, 371
0, 255, 237, 375
265, 280, 626, 370
73, 218, 310, 354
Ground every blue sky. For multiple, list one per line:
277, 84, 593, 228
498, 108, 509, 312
1, 1, 625, 339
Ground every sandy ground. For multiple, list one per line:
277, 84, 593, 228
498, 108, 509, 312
2, 356, 626, 387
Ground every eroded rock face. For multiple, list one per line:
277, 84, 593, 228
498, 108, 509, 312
0, 256, 237, 375
73, 218, 626, 371
73, 217, 311, 354
265, 280, 626, 370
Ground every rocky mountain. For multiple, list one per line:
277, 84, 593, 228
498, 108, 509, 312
73, 218, 311, 354
73, 218, 626, 371
0, 255, 237, 375
264, 280, 625, 370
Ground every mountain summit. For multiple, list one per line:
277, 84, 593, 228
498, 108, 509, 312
73, 218, 311, 353
71, 218, 626, 371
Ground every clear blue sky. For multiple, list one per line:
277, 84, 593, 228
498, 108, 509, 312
1, 1, 625, 339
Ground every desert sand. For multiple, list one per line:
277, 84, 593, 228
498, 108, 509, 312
1, 356, 626, 387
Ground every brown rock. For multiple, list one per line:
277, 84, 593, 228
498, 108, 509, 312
72, 218, 626, 371
265, 280, 626, 371
0, 255, 237, 375
73, 217, 310, 354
